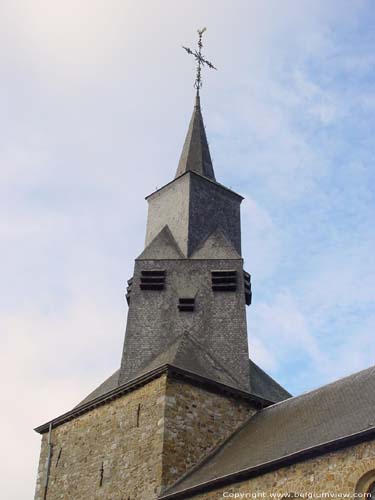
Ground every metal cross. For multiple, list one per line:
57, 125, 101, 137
182, 27, 217, 94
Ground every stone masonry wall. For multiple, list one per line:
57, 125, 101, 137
34, 375, 168, 500
34, 374, 255, 500
188, 439, 375, 499
161, 378, 256, 491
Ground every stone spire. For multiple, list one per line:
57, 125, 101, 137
175, 94, 216, 181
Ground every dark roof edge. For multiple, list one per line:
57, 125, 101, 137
159, 426, 375, 500
34, 365, 270, 434
135, 258, 244, 262
168, 365, 272, 407
34, 365, 168, 434
145, 171, 244, 201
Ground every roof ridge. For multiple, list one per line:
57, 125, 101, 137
178, 333, 243, 388
145, 170, 243, 201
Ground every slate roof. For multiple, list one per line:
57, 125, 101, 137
135, 333, 244, 389
249, 359, 291, 403
175, 94, 215, 181
190, 228, 242, 260
161, 365, 375, 499
75, 346, 291, 409
137, 226, 185, 260
74, 369, 120, 408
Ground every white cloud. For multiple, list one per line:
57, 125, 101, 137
250, 290, 321, 363
241, 197, 281, 282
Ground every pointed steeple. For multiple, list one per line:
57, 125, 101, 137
175, 93, 216, 181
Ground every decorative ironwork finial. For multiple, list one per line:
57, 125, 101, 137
182, 27, 217, 95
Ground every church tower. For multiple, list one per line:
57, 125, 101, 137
119, 92, 251, 393
34, 33, 290, 500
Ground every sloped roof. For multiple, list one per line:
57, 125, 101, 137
74, 369, 120, 408
137, 225, 185, 260
175, 95, 215, 181
136, 333, 243, 389
190, 228, 242, 260
162, 365, 375, 499
74, 350, 291, 410
249, 359, 291, 403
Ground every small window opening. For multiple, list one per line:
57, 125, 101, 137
140, 270, 166, 290
211, 270, 237, 291
178, 298, 195, 312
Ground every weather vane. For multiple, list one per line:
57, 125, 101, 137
182, 27, 217, 95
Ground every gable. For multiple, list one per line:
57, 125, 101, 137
137, 225, 185, 260
190, 228, 241, 259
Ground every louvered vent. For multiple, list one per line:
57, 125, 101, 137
244, 271, 252, 305
125, 277, 133, 305
211, 270, 237, 291
140, 270, 166, 290
178, 298, 195, 312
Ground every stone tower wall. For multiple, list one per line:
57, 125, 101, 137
34, 375, 167, 500
161, 378, 255, 490
34, 374, 255, 500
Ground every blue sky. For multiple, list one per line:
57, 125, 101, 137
1, 1, 375, 498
